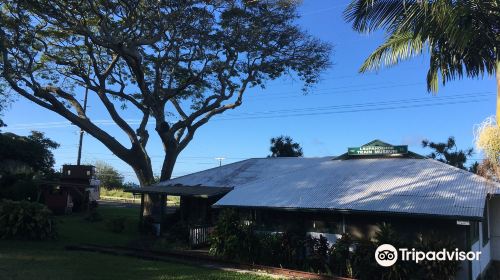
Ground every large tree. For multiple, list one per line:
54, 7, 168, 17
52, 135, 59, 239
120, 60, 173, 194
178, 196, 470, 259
0, 131, 59, 175
268, 135, 303, 157
344, 0, 499, 120
421, 136, 474, 171
94, 161, 124, 190
0, 0, 331, 187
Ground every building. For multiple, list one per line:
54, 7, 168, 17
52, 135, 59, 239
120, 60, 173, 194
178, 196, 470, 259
128, 140, 500, 280
42, 165, 100, 214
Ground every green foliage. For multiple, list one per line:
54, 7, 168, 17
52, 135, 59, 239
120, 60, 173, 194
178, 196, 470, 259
255, 232, 284, 266
0, 131, 59, 175
372, 223, 414, 280
95, 161, 124, 190
0, 199, 56, 240
209, 209, 243, 259
84, 209, 103, 223
279, 226, 307, 268
269, 135, 303, 157
415, 233, 461, 280
106, 217, 126, 233
329, 233, 354, 277
351, 238, 380, 280
165, 221, 190, 246
0, 0, 331, 184
0, 173, 39, 201
304, 235, 330, 273
210, 217, 460, 279
344, 0, 499, 92
422, 136, 474, 170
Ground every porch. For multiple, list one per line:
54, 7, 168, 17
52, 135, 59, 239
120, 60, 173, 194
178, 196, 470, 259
125, 185, 232, 245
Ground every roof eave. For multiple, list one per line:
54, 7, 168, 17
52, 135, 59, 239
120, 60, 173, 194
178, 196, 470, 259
211, 204, 483, 221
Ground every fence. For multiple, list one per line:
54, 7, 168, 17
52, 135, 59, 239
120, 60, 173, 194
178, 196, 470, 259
189, 225, 213, 248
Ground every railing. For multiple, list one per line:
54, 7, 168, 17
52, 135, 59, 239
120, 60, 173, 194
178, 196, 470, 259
189, 225, 213, 248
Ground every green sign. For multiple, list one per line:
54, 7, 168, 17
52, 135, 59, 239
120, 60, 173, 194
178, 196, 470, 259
348, 145, 408, 156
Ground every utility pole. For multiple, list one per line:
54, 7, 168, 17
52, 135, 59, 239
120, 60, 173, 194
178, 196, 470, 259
215, 157, 225, 167
76, 87, 89, 165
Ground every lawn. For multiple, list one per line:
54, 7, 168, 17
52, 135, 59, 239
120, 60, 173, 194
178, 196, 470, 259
0, 205, 273, 280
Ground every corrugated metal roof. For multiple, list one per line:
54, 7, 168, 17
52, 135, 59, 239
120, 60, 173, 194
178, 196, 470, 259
214, 158, 498, 219
150, 157, 500, 219
156, 157, 334, 188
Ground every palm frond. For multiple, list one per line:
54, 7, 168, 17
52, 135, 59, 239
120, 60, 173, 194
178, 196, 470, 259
346, 0, 499, 92
359, 31, 424, 73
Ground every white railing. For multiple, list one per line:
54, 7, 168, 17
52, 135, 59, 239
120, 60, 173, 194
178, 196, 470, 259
189, 225, 213, 247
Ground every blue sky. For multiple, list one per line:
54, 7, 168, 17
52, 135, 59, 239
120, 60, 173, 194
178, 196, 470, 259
2, 0, 496, 183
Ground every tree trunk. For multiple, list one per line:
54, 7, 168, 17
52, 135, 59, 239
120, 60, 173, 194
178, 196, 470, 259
160, 151, 178, 181
126, 150, 157, 217
140, 152, 178, 220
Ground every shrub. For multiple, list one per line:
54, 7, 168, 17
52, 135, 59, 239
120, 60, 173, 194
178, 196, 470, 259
106, 216, 126, 233
280, 228, 307, 269
166, 221, 189, 245
84, 209, 103, 222
351, 238, 380, 280
329, 233, 354, 278
304, 234, 330, 273
209, 209, 242, 259
372, 223, 415, 280
256, 232, 283, 266
0, 199, 56, 240
0, 174, 39, 201
140, 215, 155, 234
415, 233, 460, 280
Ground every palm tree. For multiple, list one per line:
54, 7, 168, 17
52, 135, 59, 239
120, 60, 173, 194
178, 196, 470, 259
344, 0, 499, 122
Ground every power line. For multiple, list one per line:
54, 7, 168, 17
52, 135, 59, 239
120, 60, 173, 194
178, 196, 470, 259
216, 98, 490, 121
221, 92, 492, 118
6, 90, 493, 130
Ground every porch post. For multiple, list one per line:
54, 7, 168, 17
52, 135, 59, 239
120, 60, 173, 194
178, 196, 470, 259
160, 194, 166, 235
139, 194, 144, 225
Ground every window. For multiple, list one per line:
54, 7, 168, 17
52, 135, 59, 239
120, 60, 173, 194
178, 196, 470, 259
483, 203, 490, 246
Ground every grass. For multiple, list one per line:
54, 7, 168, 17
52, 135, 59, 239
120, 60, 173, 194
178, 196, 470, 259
100, 188, 180, 206
100, 187, 135, 199
0, 205, 273, 280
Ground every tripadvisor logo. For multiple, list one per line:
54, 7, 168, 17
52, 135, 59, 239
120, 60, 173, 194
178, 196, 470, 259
375, 244, 481, 267
375, 244, 398, 267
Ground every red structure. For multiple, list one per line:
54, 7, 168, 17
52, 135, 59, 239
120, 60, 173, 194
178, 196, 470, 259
43, 165, 99, 214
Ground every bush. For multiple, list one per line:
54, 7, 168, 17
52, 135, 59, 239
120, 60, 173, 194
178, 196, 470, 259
209, 216, 461, 280
106, 217, 126, 233
256, 232, 283, 266
0, 174, 39, 201
166, 221, 189, 245
351, 238, 380, 280
329, 233, 354, 278
280, 227, 307, 269
84, 209, 103, 222
140, 215, 155, 234
0, 199, 56, 240
415, 233, 460, 280
305, 234, 330, 273
209, 209, 242, 259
